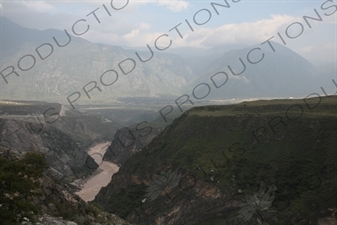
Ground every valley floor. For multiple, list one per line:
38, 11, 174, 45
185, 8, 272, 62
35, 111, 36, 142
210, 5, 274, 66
75, 142, 119, 202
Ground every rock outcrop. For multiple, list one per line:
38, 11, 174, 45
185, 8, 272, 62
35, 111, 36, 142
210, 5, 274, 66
0, 102, 119, 183
103, 125, 162, 166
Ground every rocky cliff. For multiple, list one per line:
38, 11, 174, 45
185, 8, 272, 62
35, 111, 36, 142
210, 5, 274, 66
95, 96, 337, 225
103, 124, 162, 166
0, 101, 120, 183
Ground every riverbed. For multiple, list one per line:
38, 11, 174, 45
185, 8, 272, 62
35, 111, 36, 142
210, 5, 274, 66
75, 142, 119, 202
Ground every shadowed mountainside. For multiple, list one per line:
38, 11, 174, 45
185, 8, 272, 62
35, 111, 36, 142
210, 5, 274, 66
95, 96, 337, 225
0, 101, 120, 184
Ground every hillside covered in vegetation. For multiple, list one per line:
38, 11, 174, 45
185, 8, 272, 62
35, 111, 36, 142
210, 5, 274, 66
0, 149, 131, 225
95, 96, 337, 225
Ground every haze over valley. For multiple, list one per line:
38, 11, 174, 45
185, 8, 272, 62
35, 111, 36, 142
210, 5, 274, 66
1, 16, 336, 107
0, 1, 336, 224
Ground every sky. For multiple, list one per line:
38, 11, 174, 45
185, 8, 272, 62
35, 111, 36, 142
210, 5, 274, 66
0, 0, 336, 64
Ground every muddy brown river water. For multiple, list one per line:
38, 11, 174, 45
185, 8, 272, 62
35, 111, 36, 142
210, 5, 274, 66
75, 142, 119, 202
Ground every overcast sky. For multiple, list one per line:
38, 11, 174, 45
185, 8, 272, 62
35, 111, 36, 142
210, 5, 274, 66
0, 0, 336, 64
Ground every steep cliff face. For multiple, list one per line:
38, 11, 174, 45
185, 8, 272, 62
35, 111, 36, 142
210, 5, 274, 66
95, 96, 337, 225
103, 125, 162, 166
0, 102, 120, 183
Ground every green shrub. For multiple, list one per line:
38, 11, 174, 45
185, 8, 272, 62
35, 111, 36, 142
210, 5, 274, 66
0, 152, 48, 223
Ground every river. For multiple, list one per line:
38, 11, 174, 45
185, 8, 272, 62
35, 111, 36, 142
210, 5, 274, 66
75, 142, 119, 202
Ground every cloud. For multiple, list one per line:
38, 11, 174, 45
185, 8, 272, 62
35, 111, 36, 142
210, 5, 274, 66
296, 42, 336, 63
1, 1, 76, 30
323, 12, 337, 24
157, 0, 189, 12
85, 21, 155, 46
299, 45, 314, 54
85, 14, 305, 49
0, 3, 3, 9
19, 1, 54, 12
124, 29, 140, 40
138, 22, 151, 30
171, 14, 301, 48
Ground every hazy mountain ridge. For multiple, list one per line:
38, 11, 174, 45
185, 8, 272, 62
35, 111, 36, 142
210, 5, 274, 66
0, 17, 193, 103
1, 17, 335, 104
186, 41, 324, 100
166, 44, 250, 73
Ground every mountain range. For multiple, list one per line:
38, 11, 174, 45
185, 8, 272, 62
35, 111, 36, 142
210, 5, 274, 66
0, 16, 336, 105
